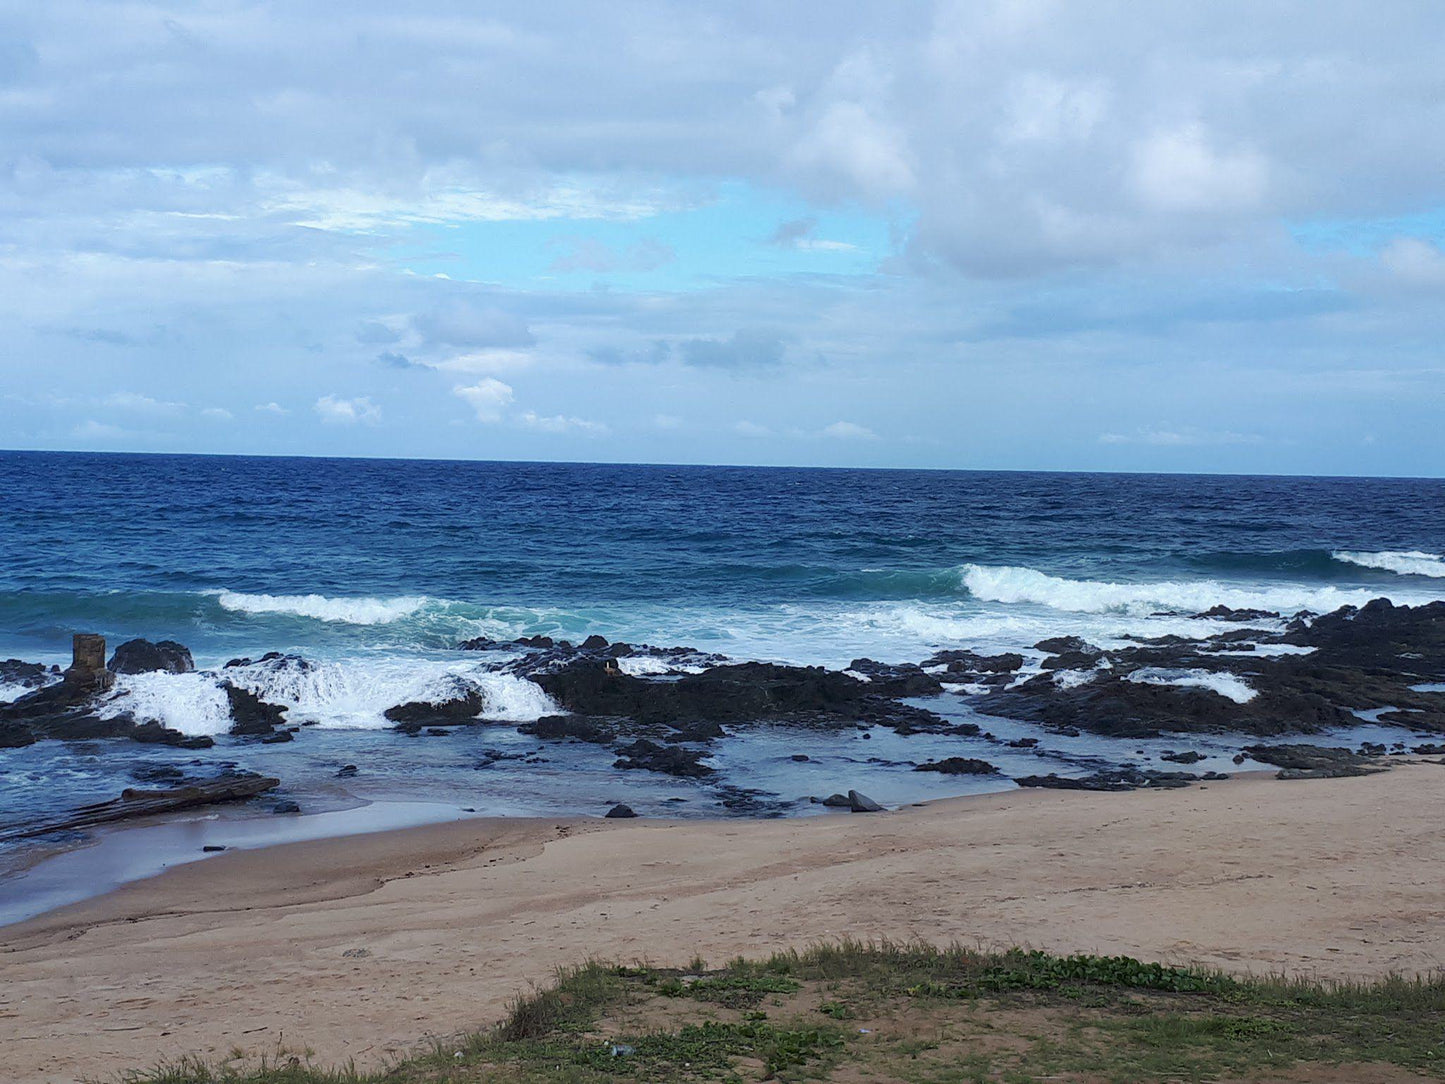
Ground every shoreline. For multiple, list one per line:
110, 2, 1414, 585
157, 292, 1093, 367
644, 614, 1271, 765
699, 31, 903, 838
3, 765, 1444, 1083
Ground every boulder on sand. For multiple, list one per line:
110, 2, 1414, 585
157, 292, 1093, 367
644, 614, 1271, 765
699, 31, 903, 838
848, 789, 884, 812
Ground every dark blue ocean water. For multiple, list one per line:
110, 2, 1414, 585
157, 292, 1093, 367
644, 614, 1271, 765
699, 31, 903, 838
3, 451, 1443, 669
1, 451, 1443, 870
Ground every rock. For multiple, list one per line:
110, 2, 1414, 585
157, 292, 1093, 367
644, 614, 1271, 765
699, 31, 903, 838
383, 687, 484, 732
0, 659, 57, 692
612, 739, 713, 778
820, 793, 852, 807
847, 789, 884, 812
923, 649, 1025, 674
202, 844, 226, 852
791, 753, 811, 762
224, 683, 289, 736
581, 634, 609, 649
844, 659, 944, 697
1192, 605, 1280, 621
336, 764, 359, 777
457, 636, 501, 651
1412, 743, 1445, 755
272, 800, 301, 814
1160, 750, 1205, 764
0, 721, 36, 748
519, 714, 618, 744
1240, 743, 1384, 779
914, 757, 1000, 775
514, 635, 555, 648
260, 729, 294, 744
603, 803, 637, 819
1015, 768, 1201, 792
1034, 636, 1096, 656
108, 638, 195, 675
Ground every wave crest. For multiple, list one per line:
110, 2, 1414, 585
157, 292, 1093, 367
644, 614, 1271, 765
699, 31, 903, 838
216, 591, 427, 624
1333, 550, 1445, 579
958, 563, 1421, 616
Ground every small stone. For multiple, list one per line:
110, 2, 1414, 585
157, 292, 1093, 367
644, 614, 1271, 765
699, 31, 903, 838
202, 844, 227, 853
336, 764, 359, 777
272, 800, 301, 814
341, 948, 370, 959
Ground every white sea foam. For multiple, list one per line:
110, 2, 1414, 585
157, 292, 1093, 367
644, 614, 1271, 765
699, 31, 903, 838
1052, 668, 1098, 689
98, 672, 237, 735
0, 675, 59, 704
91, 658, 558, 736
1125, 667, 1257, 704
1333, 550, 1445, 578
215, 591, 427, 625
617, 655, 708, 677
959, 563, 1427, 616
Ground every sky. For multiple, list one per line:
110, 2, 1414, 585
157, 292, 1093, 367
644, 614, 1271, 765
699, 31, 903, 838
2, 1, 1444, 476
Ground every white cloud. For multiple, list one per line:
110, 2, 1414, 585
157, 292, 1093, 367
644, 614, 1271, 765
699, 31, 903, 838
1099, 427, 1264, 447
653, 413, 683, 430
314, 394, 381, 425
71, 419, 128, 440
517, 410, 608, 435
1380, 237, 1445, 288
734, 420, 772, 437
200, 406, 233, 421
104, 391, 185, 413
255, 402, 289, 414
452, 378, 514, 422
431, 349, 536, 374
820, 420, 876, 440
1130, 124, 1270, 214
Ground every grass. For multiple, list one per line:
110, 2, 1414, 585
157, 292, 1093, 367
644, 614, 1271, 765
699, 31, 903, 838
107, 941, 1445, 1083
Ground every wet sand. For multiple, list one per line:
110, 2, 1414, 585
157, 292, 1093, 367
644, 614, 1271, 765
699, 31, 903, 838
3, 764, 1444, 1083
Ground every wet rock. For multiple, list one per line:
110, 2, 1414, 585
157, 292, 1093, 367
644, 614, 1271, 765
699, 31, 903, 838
844, 659, 943, 697
514, 635, 555, 649
260, 729, 294, 744
1006, 737, 1039, 748
612, 738, 714, 778
383, 686, 484, 732
202, 844, 226, 852
820, 793, 852, 807
0, 659, 57, 691
1160, 750, 1205, 764
336, 764, 359, 777
1412, 743, 1445, 755
1240, 743, 1384, 779
0, 721, 36, 748
581, 634, 609, 650
1015, 768, 1201, 792
791, 754, 811, 762
272, 800, 301, 814
1192, 605, 1280, 621
603, 803, 637, 819
108, 638, 195, 675
457, 636, 501, 651
923, 649, 1025, 674
848, 789, 884, 812
224, 683, 289, 736
519, 715, 618, 744
914, 757, 1000, 775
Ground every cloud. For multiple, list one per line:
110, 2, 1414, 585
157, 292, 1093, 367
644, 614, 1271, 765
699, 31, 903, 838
766, 216, 856, 252
517, 410, 608, 435
734, 420, 771, 437
200, 406, 233, 421
314, 394, 381, 425
71, 419, 128, 440
1380, 238, 1445, 288
104, 391, 185, 413
377, 351, 421, 369
452, 378, 514, 422
653, 413, 683, 429
1098, 427, 1265, 447
820, 420, 876, 440
355, 319, 403, 345
680, 329, 786, 368
430, 349, 535, 374
1130, 124, 1269, 214
255, 401, 289, 414
411, 303, 534, 349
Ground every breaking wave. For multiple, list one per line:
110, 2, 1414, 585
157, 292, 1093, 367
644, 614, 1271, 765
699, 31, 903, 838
214, 591, 428, 625
1333, 550, 1445, 579
1125, 667, 1257, 704
958, 563, 1432, 616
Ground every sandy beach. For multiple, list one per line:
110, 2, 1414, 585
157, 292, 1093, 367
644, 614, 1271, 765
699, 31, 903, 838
2, 764, 1443, 1083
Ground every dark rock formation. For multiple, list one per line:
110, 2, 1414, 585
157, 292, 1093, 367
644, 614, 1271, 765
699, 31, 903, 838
383, 686, 484, 733
844, 659, 943, 697
519, 715, 618, 743
108, 638, 195, 675
612, 738, 714, 778
1160, 750, 1205, 764
1240, 743, 1384, 779
603, 803, 637, 819
848, 789, 884, 812
914, 757, 1000, 775
1015, 768, 1221, 792
224, 683, 289, 736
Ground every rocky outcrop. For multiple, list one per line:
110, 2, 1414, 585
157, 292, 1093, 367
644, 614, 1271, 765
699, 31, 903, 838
108, 638, 194, 675
914, 757, 1000, 775
1240, 743, 1385, 779
1015, 768, 1225, 791
520, 714, 618, 743
612, 738, 714, 778
224, 683, 289, 736
383, 685, 484, 733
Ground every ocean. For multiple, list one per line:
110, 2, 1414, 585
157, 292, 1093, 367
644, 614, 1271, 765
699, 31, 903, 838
2, 451, 1444, 871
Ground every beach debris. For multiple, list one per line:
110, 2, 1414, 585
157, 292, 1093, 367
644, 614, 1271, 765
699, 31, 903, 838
342, 948, 371, 958
848, 789, 884, 812
0, 773, 281, 843
604, 803, 638, 819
